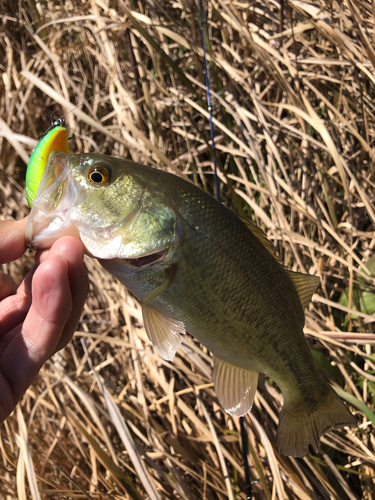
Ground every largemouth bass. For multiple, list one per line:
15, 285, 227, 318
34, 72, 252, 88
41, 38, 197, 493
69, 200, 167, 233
25, 151, 356, 456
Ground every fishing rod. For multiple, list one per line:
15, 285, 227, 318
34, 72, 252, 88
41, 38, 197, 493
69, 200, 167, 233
197, 1, 253, 498
31, 8, 254, 496
197, 0, 220, 202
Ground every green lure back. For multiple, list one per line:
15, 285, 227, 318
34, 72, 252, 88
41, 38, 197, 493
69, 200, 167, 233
26, 124, 69, 207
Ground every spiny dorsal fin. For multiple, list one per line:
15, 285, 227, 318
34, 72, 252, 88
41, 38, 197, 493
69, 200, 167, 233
213, 356, 259, 417
286, 271, 320, 309
239, 216, 319, 308
239, 216, 281, 263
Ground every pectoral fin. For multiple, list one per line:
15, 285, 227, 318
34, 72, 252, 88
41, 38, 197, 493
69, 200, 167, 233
213, 357, 259, 417
142, 304, 185, 361
143, 277, 170, 305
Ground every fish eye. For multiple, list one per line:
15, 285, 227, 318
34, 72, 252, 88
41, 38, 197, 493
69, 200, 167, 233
87, 165, 111, 184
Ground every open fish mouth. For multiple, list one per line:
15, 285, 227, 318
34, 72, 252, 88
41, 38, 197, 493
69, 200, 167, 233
25, 151, 122, 255
25, 151, 83, 248
25, 151, 180, 262
25, 151, 130, 258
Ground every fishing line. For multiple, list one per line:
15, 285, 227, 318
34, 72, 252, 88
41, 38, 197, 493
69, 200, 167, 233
38, 11, 252, 496
197, 0, 220, 202
41, 55, 157, 137
45, 19, 219, 135
197, 0, 253, 498
42, 25, 227, 168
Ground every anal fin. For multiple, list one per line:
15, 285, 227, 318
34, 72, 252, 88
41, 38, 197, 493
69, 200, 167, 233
142, 304, 185, 361
213, 357, 259, 417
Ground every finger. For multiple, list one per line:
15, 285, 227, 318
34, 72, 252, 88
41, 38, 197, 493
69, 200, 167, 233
39, 237, 89, 352
0, 255, 72, 419
0, 218, 28, 264
0, 272, 18, 301
0, 267, 34, 336
0, 236, 87, 340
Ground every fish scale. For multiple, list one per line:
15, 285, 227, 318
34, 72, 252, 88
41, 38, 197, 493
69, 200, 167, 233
26, 151, 356, 456
156, 196, 303, 370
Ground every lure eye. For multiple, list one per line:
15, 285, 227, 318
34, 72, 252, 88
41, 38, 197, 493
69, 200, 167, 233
88, 165, 111, 184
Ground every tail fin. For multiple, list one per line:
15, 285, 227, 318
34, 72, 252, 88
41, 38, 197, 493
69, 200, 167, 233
276, 383, 356, 457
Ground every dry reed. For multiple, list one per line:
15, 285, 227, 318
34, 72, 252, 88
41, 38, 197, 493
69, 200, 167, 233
1, 0, 375, 498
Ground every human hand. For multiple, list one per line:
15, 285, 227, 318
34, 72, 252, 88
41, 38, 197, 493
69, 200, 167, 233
0, 218, 88, 422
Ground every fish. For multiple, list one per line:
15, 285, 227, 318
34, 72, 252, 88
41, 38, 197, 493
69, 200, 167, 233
25, 150, 356, 456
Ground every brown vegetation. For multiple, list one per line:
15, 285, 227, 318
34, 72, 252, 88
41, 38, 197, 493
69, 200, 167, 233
1, 0, 375, 498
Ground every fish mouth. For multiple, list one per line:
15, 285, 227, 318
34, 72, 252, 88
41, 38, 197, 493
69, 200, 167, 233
25, 151, 83, 249
25, 151, 180, 263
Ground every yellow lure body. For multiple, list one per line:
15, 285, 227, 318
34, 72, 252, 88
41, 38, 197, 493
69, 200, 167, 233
26, 125, 69, 207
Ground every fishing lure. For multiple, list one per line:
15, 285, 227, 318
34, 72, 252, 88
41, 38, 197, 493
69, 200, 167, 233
25, 116, 69, 207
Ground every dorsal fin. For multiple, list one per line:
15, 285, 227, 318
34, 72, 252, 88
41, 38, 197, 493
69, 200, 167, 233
239, 215, 281, 262
286, 271, 320, 309
239, 216, 319, 309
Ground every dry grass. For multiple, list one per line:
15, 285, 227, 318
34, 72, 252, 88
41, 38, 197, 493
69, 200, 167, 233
1, 0, 375, 498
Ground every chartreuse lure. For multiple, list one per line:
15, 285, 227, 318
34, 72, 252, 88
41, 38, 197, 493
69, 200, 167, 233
25, 118, 69, 207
